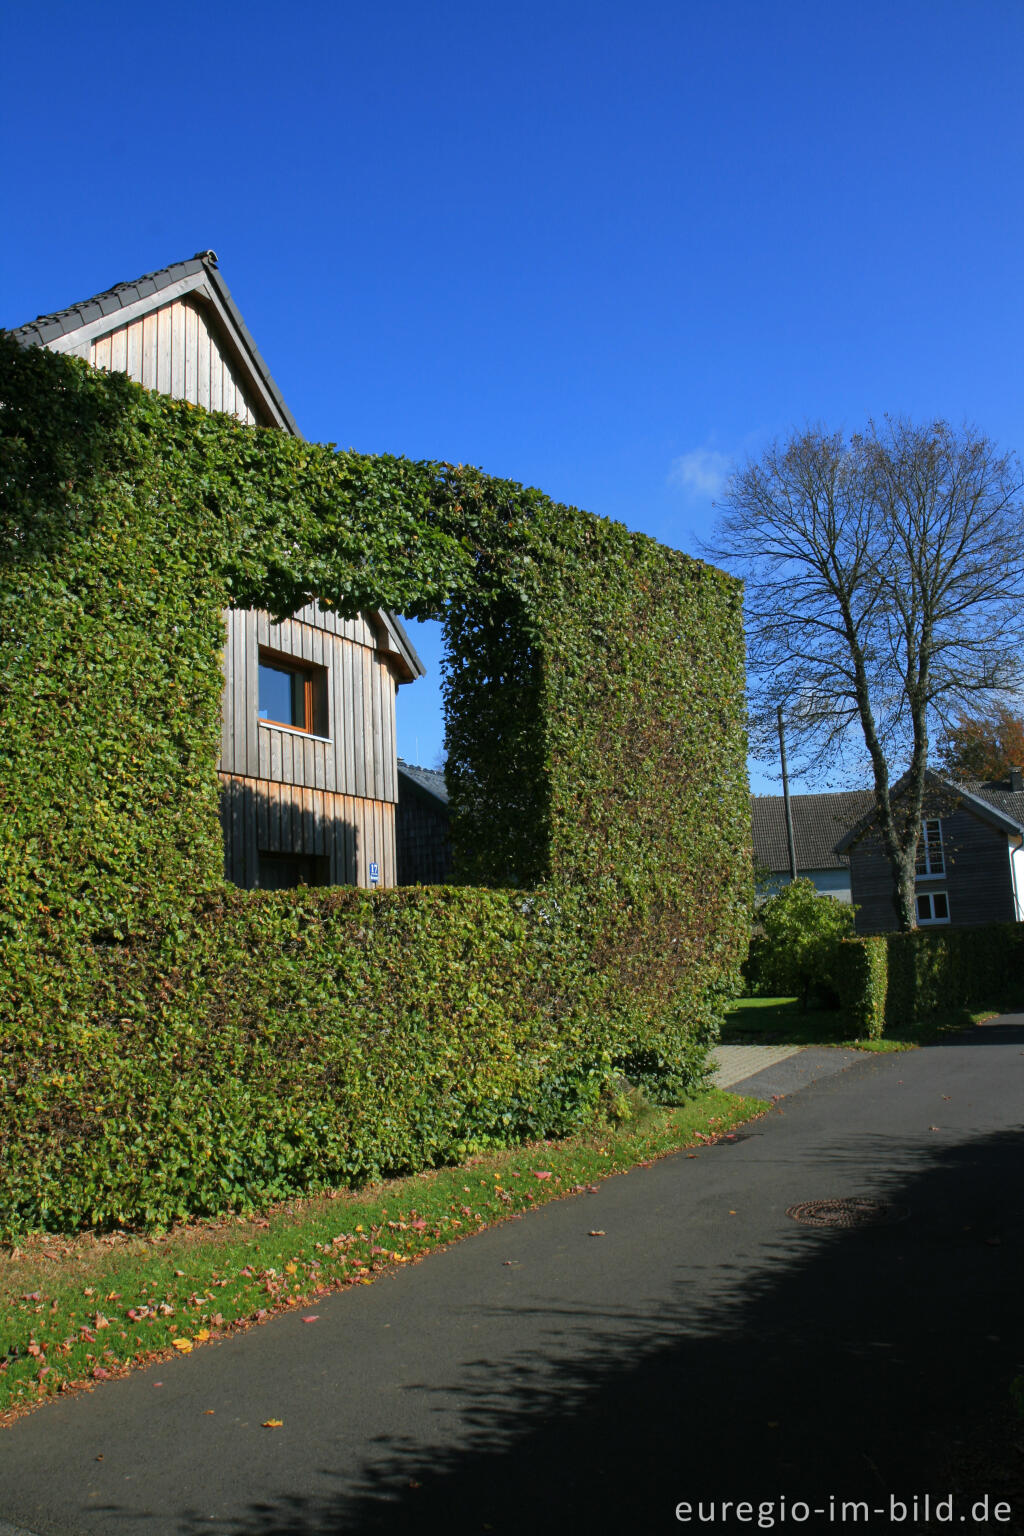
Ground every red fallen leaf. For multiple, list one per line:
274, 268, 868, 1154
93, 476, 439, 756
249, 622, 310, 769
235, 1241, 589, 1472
92, 1366, 111, 1380
21, 1292, 41, 1302
255, 1309, 270, 1321
532, 1171, 552, 1180
211, 1313, 224, 1327
301, 1316, 319, 1323
410, 1219, 427, 1231
26, 1343, 43, 1358
79, 1327, 96, 1343
588, 1231, 606, 1237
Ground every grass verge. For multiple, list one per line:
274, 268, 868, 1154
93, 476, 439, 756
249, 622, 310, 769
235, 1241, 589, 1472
724, 995, 1006, 1052
0, 1087, 761, 1423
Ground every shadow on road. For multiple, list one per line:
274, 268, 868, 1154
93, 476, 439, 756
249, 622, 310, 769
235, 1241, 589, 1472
146, 1118, 1024, 1535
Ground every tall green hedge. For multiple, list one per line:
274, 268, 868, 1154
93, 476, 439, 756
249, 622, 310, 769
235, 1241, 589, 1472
837, 924, 1024, 1036
0, 335, 750, 1233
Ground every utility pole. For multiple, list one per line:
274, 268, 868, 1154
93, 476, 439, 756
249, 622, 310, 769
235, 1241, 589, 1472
777, 704, 798, 881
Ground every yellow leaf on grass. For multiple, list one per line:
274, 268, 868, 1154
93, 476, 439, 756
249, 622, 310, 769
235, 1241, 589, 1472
284, 1262, 297, 1276
195, 1329, 210, 1342
172, 1339, 193, 1354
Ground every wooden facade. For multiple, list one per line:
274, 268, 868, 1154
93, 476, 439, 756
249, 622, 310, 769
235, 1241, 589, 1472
19, 253, 422, 890
88, 297, 260, 422
218, 604, 401, 888
848, 788, 1022, 934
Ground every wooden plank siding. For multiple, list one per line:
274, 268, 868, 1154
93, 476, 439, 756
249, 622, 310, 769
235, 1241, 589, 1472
84, 289, 404, 892
217, 774, 396, 890
88, 296, 259, 424
849, 798, 1017, 934
218, 604, 400, 888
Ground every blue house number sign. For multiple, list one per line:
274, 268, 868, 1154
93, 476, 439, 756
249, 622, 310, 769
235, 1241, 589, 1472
369, 861, 380, 886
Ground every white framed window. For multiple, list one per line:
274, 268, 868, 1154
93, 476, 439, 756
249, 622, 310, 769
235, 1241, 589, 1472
916, 890, 950, 925
916, 818, 945, 878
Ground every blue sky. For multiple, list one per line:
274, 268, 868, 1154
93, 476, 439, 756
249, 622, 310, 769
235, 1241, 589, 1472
4, 1, 1022, 790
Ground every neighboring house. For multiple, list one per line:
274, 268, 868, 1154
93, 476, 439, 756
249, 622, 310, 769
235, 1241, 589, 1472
396, 761, 453, 885
837, 770, 1024, 933
12, 251, 424, 889
750, 792, 873, 902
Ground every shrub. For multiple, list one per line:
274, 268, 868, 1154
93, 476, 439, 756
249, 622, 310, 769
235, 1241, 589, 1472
0, 336, 751, 1233
747, 878, 856, 1009
837, 923, 1024, 1036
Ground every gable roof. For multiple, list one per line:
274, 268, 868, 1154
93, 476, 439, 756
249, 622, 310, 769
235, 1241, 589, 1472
835, 770, 1024, 852
397, 761, 448, 807
11, 251, 300, 436
12, 251, 425, 679
751, 791, 874, 873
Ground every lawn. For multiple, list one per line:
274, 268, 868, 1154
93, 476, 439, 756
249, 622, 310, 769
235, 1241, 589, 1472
723, 995, 1002, 1052
0, 1087, 762, 1423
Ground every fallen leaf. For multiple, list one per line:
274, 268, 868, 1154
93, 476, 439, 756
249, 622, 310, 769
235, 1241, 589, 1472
195, 1329, 210, 1342
172, 1339, 193, 1354
301, 1316, 319, 1323
261, 1419, 283, 1429
284, 1262, 297, 1276
588, 1230, 606, 1237
929, 1125, 940, 1132
92, 1366, 110, 1380
532, 1171, 552, 1180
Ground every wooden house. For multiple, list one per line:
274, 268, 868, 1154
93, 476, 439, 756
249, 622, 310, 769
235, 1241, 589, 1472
836, 771, 1024, 933
12, 251, 424, 889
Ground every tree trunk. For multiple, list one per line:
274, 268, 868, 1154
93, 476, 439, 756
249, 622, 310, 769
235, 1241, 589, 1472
894, 845, 918, 932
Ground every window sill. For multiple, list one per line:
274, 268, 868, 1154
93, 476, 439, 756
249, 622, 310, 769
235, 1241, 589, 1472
258, 720, 331, 745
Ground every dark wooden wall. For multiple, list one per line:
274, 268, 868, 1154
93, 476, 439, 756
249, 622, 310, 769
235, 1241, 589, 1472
850, 800, 1016, 933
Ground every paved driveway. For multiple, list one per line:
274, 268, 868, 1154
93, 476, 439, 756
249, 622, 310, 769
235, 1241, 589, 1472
2, 1022, 1023, 1534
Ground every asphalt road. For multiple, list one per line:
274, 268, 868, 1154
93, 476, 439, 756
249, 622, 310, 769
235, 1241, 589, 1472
2, 1022, 1023, 1535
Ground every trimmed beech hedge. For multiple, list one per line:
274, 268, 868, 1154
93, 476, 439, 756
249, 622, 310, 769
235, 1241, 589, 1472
0, 336, 750, 1233
837, 924, 1024, 1037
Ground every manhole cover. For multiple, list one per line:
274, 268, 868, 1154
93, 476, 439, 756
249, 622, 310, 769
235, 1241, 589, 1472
786, 1197, 908, 1228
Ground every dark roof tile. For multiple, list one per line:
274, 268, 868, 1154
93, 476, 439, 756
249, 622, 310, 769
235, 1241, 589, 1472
751, 791, 873, 873
397, 761, 448, 806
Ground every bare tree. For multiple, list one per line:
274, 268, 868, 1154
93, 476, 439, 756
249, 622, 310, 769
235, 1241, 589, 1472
710, 419, 1024, 930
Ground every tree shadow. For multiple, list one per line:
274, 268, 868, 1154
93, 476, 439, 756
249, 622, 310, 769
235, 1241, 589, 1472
148, 1121, 1024, 1534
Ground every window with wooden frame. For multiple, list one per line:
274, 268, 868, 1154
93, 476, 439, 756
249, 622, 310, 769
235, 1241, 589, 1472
916, 889, 950, 925
916, 818, 945, 878
257, 648, 328, 736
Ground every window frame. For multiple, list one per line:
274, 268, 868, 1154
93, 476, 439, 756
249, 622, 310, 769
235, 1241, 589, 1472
916, 889, 950, 925
916, 817, 945, 879
257, 646, 329, 738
